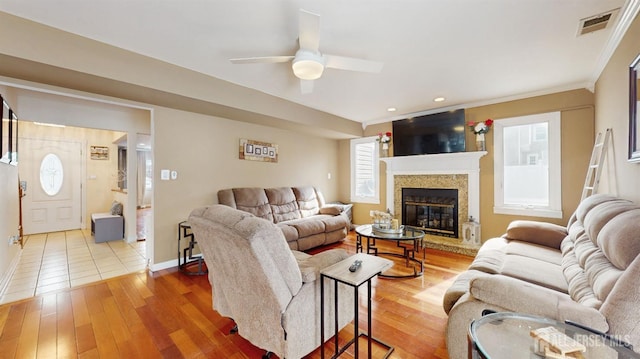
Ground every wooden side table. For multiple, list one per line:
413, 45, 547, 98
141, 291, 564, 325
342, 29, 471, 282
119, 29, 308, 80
320, 253, 394, 359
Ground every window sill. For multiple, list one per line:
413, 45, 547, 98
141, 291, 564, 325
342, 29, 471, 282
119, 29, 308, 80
493, 206, 563, 219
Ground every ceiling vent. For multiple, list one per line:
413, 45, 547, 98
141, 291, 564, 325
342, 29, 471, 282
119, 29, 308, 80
577, 8, 619, 36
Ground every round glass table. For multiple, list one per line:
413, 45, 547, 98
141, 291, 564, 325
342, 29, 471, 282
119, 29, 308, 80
355, 224, 425, 278
469, 312, 640, 359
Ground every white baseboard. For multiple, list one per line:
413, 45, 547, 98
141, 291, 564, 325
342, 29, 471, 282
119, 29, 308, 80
149, 254, 204, 273
149, 259, 178, 272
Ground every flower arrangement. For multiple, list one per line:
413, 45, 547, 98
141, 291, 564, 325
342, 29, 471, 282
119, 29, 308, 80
468, 119, 493, 135
377, 132, 392, 144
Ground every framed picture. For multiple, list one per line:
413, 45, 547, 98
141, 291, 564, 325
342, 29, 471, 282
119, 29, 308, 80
239, 138, 278, 163
629, 53, 640, 162
90, 146, 109, 160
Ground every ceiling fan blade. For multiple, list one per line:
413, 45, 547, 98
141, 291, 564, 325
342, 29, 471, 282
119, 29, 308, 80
299, 9, 320, 51
229, 56, 294, 64
300, 79, 314, 94
324, 54, 384, 73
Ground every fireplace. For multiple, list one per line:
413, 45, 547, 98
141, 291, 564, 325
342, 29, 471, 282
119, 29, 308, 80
402, 188, 459, 238
381, 152, 486, 255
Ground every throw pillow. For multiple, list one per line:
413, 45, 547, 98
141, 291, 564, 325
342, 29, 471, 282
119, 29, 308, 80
111, 201, 123, 216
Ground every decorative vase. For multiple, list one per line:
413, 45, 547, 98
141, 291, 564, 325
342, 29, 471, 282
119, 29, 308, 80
475, 133, 486, 151
380, 142, 389, 157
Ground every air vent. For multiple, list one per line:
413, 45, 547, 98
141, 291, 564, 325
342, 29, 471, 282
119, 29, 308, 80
577, 8, 619, 36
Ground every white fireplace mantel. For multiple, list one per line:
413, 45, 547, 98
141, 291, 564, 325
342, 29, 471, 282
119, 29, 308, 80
381, 151, 487, 222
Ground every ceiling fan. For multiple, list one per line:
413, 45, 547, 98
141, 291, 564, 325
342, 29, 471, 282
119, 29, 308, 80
229, 9, 384, 94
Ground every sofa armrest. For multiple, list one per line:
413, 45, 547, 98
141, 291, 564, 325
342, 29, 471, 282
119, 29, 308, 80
470, 275, 609, 332
319, 205, 344, 215
504, 220, 567, 249
298, 249, 349, 283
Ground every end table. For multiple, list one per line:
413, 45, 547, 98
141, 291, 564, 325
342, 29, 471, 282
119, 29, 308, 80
177, 221, 207, 275
320, 253, 394, 359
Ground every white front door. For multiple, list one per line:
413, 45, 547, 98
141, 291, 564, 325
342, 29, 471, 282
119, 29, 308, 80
20, 138, 82, 234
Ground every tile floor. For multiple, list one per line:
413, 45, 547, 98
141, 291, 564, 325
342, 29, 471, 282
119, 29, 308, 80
0, 229, 147, 304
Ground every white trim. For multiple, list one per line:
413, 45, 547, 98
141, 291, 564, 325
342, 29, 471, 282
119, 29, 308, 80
380, 151, 486, 223
350, 136, 380, 204
493, 206, 563, 219
149, 259, 178, 272
149, 254, 203, 273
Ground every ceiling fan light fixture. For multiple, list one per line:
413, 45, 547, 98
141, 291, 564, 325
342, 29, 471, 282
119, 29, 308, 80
292, 50, 325, 80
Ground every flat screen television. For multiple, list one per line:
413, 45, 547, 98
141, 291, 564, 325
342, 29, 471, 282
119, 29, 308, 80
392, 109, 466, 156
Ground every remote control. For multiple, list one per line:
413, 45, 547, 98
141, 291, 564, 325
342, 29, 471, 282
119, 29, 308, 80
349, 259, 362, 272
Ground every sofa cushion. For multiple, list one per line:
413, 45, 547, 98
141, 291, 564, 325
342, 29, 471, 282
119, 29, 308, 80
293, 186, 320, 217
501, 255, 568, 293
562, 247, 603, 308
223, 188, 274, 222
277, 224, 299, 242
290, 219, 325, 237
505, 241, 563, 266
266, 187, 302, 223
574, 194, 626, 225
320, 215, 349, 232
598, 209, 640, 270
584, 200, 639, 245
468, 237, 507, 274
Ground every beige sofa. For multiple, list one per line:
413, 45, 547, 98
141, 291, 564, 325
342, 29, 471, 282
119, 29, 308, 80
443, 194, 640, 359
218, 186, 351, 251
189, 204, 354, 359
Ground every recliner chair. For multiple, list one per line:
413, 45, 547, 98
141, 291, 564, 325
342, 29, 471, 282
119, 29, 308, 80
189, 204, 354, 359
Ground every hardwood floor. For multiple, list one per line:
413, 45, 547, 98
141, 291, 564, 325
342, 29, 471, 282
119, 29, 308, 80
0, 231, 473, 358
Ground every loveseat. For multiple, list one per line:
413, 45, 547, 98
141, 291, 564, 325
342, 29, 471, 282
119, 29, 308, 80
218, 186, 351, 251
443, 194, 640, 359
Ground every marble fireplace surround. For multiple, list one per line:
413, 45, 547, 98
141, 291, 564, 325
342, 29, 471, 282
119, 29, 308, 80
381, 151, 487, 245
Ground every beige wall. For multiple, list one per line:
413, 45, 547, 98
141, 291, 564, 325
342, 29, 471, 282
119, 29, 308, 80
152, 107, 343, 263
0, 158, 20, 290
466, 90, 594, 240
595, 13, 640, 202
347, 89, 594, 241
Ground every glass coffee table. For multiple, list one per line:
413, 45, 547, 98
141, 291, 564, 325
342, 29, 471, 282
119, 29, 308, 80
469, 312, 640, 359
355, 224, 425, 278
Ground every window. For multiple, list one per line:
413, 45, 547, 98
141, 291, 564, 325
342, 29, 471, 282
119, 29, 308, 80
350, 136, 379, 204
493, 112, 562, 218
40, 153, 64, 196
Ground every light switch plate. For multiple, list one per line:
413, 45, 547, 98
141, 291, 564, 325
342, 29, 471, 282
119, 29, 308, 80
160, 169, 170, 180
170, 170, 178, 180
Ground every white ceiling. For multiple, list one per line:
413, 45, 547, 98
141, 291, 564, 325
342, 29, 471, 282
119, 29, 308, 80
0, 0, 631, 125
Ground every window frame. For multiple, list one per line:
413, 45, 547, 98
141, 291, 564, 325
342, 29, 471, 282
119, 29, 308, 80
493, 112, 562, 218
350, 136, 380, 204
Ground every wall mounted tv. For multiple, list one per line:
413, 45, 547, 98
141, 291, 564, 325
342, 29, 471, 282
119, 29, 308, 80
392, 109, 466, 156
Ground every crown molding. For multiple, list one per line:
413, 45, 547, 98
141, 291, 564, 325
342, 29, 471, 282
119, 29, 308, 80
589, 0, 640, 84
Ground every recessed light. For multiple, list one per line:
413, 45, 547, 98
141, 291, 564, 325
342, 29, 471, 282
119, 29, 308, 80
387, 107, 397, 112
434, 97, 446, 102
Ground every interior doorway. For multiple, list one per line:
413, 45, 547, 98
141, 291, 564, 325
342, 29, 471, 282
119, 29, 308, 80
20, 137, 83, 234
